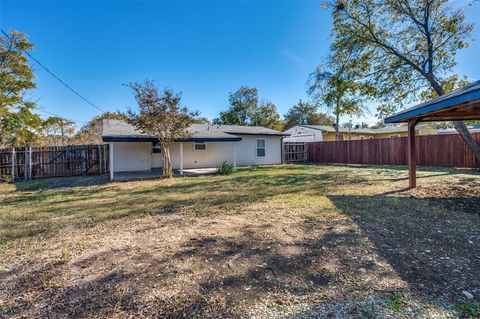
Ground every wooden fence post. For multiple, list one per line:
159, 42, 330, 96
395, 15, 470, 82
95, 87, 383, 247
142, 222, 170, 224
82, 148, 86, 174
24, 148, 27, 180
98, 145, 102, 174
304, 143, 307, 162
11, 148, 15, 182
29, 147, 32, 180
68, 146, 71, 176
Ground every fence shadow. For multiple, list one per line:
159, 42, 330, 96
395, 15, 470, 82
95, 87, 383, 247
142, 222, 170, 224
14, 174, 110, 191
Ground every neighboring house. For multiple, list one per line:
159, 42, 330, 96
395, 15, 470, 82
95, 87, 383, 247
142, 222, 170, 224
438, 125, 480, 135
283, 124, 437, 142
102, 120, 287, 179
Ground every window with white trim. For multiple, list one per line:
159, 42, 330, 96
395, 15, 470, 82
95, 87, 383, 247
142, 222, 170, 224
194, 143, 206, 150
256, 139, 265, 157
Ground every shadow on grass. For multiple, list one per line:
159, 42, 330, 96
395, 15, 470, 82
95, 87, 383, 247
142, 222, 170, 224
2, 164, 479, 317
328, 194, 480, 303
0, 211, 372, 318
316, 163, 480, 175
2, 193, 479, 317
13, 174, 110, 191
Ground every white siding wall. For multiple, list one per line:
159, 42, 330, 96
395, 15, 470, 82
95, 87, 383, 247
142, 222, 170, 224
283, 126, 324, 142
113, 142, 151, 172
167, 136, 282, 168
169, 142, 234, 169
235, 135, 282, 166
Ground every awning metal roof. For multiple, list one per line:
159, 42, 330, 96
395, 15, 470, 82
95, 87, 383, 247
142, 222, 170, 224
385, 80, 480, 123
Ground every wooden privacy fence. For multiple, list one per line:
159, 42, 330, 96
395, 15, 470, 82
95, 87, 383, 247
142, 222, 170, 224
307, 132, 480, 169
283, 142, 307, 163
0, 144, 109, 181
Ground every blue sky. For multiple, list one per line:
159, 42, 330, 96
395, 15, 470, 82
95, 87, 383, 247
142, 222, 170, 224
1, 0, 480, 128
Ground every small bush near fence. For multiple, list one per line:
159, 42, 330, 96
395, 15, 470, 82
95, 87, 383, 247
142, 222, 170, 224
0, 144, 109, 181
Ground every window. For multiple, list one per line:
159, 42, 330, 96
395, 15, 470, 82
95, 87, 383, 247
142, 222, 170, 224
360, 136, 365, 140
369, 136, 374, 140
389, 134, 400, 138
194, 143, 206, 150
152, 143, 161, 153
256, 139, 265, 157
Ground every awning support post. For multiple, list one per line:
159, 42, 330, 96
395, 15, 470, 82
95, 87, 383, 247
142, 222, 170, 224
109, 143, 114, 180
180, 142, 184, 175
408, 119, 418, 188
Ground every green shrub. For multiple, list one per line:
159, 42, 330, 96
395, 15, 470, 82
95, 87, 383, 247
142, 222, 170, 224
217, 161, 235, 175
384, 292, 404, 312
453, 301, 480, 318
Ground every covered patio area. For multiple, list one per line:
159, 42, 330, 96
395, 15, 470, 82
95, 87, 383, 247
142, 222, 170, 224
385, 80, 480, 188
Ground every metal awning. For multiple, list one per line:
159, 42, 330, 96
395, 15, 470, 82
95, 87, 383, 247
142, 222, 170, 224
385, 81, 480, 123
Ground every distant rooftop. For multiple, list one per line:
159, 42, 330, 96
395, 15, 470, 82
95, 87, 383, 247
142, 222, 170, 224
438, 125, 480, 134
298, 124, 430, 135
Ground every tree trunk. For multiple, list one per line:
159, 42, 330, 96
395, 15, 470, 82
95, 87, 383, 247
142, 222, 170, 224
453, 121, 480, 160
161, 143, 173, 178
427, 76, 480, 161
335, 101, 340, 141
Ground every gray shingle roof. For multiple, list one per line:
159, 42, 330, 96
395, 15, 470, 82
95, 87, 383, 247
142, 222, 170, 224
189, 124, 286, 136
102, 120, 286, 142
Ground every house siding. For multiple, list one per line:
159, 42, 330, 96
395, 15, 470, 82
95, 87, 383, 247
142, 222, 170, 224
284, 125, 438, 143
235, 135, 282, 166
113, 142, 151, 172
111, 135, 282, 173
169, 142, 234, 169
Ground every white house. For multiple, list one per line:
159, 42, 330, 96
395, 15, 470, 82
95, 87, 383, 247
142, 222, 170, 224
102, 120, 287, 180
283, 124, 438, 142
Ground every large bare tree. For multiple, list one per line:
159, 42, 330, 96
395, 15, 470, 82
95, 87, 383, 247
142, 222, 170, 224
126, 81, 195, 178
328, 0, 480, 160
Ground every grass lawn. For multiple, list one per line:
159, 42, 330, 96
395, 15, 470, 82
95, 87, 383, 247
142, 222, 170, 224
0, 164, 479, 318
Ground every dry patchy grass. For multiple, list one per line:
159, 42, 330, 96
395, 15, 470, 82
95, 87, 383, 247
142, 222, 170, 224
0, 164, 479, 318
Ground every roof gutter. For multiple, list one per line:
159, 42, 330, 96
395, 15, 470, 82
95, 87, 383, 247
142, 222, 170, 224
102, 136, 242, 143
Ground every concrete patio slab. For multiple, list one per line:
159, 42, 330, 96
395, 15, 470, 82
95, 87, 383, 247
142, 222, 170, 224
112, 167, 218, 181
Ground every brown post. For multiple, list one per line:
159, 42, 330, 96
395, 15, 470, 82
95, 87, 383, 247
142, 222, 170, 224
408, 119, 418, 188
